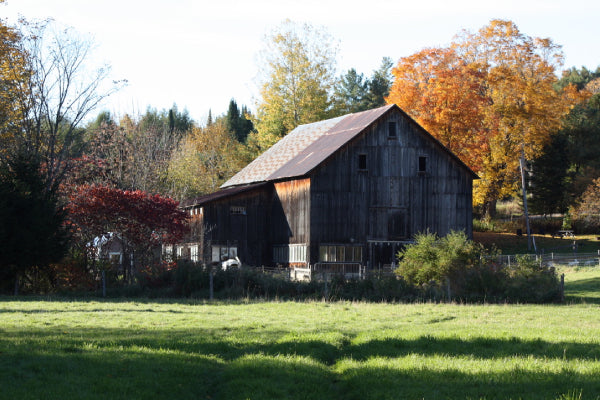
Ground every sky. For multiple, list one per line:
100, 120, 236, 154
2, 0, 599, 124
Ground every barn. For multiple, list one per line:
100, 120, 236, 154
178, 104, 477, 273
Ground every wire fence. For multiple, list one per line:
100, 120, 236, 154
486, 251, 600, 268
286, 251, 600, 282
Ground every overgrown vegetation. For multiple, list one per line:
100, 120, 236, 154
396, 231, 561, 303
44, 237, 560, 304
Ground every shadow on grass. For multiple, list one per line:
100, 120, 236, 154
2, 328, 600, 400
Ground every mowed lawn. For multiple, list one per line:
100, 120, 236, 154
1, 269, 600, 400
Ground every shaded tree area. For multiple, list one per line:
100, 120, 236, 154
0, 154, 68, 294
529, 133, 571, 215
0, 16, 122, 294
530, 67, 600, 215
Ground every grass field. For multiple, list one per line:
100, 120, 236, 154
1, 268, 600, 400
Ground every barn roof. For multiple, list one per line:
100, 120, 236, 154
180, 182, 268, 208
221, 104, 477, 189
222, 105, 394, 188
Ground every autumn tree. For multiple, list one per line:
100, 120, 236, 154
387, 47, 489, 173
571, 177, 600, 232
253, 19, 338, 150
0, 18, 29, 159
167, 120, 249, 201
387, 20, 583, 224
66, 184, 189, 280
455, 20, 582, 222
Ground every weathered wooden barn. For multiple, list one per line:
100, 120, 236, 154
180, 104, 477, 272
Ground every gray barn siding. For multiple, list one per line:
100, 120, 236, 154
201, 188, 271, 266
309, 108, 474, 257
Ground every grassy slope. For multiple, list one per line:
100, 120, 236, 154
1, 270, 600, 400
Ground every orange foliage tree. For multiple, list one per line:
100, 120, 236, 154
387, 47, 489, 173
387, 20, 585, 217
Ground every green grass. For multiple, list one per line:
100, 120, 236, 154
2, 269, 600, 400
561, 266, 600, 304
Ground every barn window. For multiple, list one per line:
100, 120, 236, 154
230, 206, 246, 215
318, 245, 362, 262
388, 121, 397, 138
358, 154, 367, 171
273, 244, 307, 263
189, 207, 204, 216
418, 156, 427, 173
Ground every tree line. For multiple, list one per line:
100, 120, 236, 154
1, 12, 599, 293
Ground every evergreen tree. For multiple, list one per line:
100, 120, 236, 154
225, 99, 254, 143
0, 154, 68, 294
332, 69, 369, 114
365, 57, 393, 108
331, 57, 393, 116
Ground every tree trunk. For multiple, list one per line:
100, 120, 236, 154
482, 199, 497, 220
519, 150, 536, 253
14, 273, 19, 296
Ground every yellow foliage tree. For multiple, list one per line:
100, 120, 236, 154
253, 20, 338, 151
167, 121, 249, 201
0, 19, 30, 160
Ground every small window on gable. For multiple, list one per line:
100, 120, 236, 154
418, 156, 427, 173
358, 154, 367, 171
388, 121, 397, 138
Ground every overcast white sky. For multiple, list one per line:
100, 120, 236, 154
2, 0, 599, 124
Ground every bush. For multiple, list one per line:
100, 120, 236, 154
504, 255, 561, 303
571, 178, 600, 233
396, 231, 561, 303
396, 230, 488, 296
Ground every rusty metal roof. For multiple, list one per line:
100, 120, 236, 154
181, 182, 268, 208
222, 105, 395, 188
220, 104, 477, 189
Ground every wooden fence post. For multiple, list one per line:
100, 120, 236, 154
560, 273, 565, 303
102, 270, 106, 298
209, 266, 214, 301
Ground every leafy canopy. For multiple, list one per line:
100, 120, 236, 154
387, 20, 585, 212
253, 19, 338, 150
